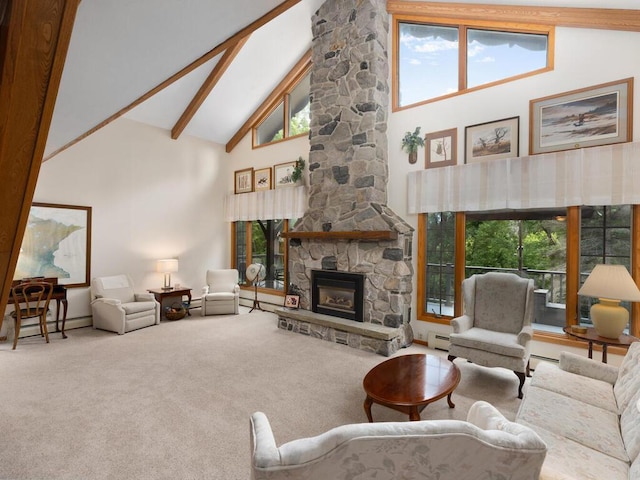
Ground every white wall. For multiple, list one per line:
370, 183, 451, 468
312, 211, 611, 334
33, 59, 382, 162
33, 118, 230, 321
387, 26, 640, 360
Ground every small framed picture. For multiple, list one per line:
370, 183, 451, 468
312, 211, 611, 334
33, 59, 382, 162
425, 128, 457, 169
253, 167, 272, 191
465, 116, 519, 164
284, 294, 300, 309
274, 161, 297, 188
234, 168, 253, 194
529, 77, 633, 155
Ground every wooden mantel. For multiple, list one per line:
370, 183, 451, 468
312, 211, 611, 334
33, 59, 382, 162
281, 230, 398, 241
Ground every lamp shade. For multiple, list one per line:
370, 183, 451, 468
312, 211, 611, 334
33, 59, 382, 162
578, 264, 640, 301
156, 258, 179, 273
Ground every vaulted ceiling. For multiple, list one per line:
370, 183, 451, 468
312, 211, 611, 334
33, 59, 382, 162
44, 0, 639, 159
45, 0, 325, 158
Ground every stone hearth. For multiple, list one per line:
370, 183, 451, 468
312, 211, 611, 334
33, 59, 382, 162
276, 0, 414, 356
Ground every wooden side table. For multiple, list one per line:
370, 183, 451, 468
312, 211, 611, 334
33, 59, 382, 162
148, 287, 192, 319
563, 326, 638, 363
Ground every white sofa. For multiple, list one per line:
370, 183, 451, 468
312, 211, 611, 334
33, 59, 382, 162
251, 400, 546, 480
516, 341, 640, 480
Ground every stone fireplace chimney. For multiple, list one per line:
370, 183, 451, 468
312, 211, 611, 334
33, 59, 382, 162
278, 0, 414, 356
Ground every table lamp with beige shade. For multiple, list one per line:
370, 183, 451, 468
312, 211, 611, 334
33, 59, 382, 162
156, 258, 179, 290
578, 264, 640, 339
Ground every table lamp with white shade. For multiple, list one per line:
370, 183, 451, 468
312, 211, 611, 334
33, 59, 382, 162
578, 264, 640, 339
157, 258, 179, 290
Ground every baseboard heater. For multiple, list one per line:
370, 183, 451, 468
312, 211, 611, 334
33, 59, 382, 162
427, 331, 450, 351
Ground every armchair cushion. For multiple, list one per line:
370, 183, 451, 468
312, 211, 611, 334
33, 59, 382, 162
450, 327, 527, 358
474, 272, 530, 333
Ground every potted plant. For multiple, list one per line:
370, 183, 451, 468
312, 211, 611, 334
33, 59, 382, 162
291, 156, 306, 184
401, 127, 425, 164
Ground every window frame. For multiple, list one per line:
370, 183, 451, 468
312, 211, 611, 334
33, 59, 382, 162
392, 15, 554, 111
231, 219, 292, 296
417, 205, 640, 342
252, 67, 311, 149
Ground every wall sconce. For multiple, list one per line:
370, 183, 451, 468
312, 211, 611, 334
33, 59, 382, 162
578, 264, 640, 338
156, 258, 179, 290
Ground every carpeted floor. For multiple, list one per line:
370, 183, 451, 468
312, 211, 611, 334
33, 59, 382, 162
0, 309, 527, 479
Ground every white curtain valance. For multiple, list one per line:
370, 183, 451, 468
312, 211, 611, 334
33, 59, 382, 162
224, 185, 308, 221
407, 142, 640, 214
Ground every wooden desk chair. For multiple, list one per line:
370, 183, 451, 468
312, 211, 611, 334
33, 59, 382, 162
10, 281, 54, 350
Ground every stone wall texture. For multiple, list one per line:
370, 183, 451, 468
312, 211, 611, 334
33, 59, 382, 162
284, 0, 415, 354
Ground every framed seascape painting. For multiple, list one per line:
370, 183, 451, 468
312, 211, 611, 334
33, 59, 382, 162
253, 167, 272, 191
234, 168, 253, 194
465, 116, 519, 164
530, 78, 633, 155
274, 161, 296, 188
425, 128, 457, 169
14, 203, 92, 288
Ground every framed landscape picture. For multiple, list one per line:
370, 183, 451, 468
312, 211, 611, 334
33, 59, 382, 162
234, 168, 253, 194
465, 116, 519, 164
14, 203, 92, 288
274, 161, 296, 188
529, 77, 633, 155
253, 167, 272, 191
425, 128, 457, 169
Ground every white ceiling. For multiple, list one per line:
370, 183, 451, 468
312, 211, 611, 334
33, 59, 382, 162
46, 0, 324, 156
45, 0, 638, 157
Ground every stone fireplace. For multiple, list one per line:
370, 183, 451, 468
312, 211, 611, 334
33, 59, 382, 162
276, 0, 414, 356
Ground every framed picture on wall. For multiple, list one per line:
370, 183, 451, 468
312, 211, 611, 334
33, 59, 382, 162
234, 168, 253, 194
425, 128, 457, 169
253, 167, 272, 191
274, 161, 297, 188
529, 77, 633, 155
465, 116, 519, 164
14, 203, 92, 288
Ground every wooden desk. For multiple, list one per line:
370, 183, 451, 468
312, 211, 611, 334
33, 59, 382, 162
5, 278, 68, 339
563, 326, 638, 363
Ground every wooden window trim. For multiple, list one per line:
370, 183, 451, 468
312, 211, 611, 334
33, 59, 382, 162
391, 15, 554, 111
417, 205, 640, 344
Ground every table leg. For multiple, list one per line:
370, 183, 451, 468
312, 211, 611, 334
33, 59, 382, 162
447, 392, 456, 408
602, 344, 608, 363
186, 291, 192, 316
588, 341, 593, 359
55, 299, 68, 339
408, 406, 421, 421
364, 396, 374, 423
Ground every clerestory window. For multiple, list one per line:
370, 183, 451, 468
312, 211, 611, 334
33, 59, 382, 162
394, 19, 552, 109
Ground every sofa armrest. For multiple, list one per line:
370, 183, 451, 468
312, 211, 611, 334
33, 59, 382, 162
559, 351, 618, 385
517, 325, 533, 346
202, 286, 210, 295
91, 298, 121, 307
233, 284, 240, 294
134, 293, 155, 302
250, 412, 281, 469
451, 314, 472, 333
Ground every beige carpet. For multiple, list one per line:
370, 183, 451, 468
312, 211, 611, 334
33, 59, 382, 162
0, 309, 526, 479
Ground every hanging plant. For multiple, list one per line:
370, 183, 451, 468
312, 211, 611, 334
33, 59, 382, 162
401, 127, 425, 164
291, 156, 306, 183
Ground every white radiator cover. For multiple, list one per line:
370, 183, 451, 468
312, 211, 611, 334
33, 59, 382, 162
427, 331, 450, 351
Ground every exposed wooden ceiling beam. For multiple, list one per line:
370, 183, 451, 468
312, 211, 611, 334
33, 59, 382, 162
226, 49, 311, 153
386, 1, 640, 32
45, 0, 301, 160
171, 36, 249, 140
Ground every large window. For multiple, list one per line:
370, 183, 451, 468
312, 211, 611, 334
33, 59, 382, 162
418, 206, 637, 337
254, 72, 310, 147
395, 19, 551, 109
234, 219, 295, 293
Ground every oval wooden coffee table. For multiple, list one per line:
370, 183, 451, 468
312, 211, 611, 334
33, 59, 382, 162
363, 354, 461, 422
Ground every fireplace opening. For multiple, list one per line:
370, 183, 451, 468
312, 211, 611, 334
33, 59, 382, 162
312, 270, 364, 322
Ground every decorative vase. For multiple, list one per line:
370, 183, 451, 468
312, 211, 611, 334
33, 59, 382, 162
409, 151, 417, 164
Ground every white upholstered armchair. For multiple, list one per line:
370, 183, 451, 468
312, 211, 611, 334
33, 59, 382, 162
201, 269, 240, 316
90, 274, 160, 335
448, 272, 534, 399
250, 401, 546, 480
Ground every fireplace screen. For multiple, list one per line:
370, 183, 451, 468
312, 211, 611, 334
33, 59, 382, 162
312, 270, 364, 322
